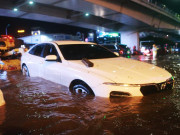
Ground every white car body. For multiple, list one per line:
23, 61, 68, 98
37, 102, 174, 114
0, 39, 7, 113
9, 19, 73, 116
0, 89, 5, 106
21, 41, 174, 98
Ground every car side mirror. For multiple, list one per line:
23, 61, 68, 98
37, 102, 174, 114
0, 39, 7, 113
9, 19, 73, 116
45, 55, 57, 61
114, 52, 119, 56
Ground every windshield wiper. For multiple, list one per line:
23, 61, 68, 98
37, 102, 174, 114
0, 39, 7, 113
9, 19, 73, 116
81, 58, 94, 67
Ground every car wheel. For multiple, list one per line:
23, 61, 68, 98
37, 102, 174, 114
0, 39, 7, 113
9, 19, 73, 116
22, 65, 30, 77
72, 84, 93, 96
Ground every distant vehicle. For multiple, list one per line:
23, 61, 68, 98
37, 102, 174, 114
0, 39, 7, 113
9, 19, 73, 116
21, 41, 174, 98
118, 44, 131, 57
140, 47, 152, 56
0, 35, 27, 59
140, 40, 154, 55
101, 44, 131, 57
101, 45, 120, 55
0, 35, 15, 53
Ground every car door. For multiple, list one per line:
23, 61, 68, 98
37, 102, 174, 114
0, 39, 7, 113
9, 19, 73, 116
41, 43, 62, 84
27, 44, 45, 77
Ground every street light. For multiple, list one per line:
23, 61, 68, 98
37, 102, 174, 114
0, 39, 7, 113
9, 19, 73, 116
6, 24, 10, 35
13, 8, 18, 12
29, 1, 34, 5
85, 13, 89, 16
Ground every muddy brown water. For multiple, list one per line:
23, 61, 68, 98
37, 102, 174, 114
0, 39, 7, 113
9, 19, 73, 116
0, 54, 180, 135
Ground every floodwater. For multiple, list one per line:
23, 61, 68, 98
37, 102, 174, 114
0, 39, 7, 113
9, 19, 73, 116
0, 54, 180, 135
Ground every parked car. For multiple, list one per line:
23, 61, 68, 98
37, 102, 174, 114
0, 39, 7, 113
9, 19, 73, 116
140, 46, 152, 56
21, 41, 174, 98
118, 44, 131, 57
101, 44, 131, 57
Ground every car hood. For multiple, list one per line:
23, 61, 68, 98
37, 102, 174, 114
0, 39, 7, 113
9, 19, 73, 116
68, 57, 172, 84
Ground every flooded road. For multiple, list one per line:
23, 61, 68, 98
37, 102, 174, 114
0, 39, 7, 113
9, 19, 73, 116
0, 54, 180, 135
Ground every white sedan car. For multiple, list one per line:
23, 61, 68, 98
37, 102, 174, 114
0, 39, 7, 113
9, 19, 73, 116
21, 41, 174, 97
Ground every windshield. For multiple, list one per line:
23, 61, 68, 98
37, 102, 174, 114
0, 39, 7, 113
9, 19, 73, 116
58, 44, 118, 60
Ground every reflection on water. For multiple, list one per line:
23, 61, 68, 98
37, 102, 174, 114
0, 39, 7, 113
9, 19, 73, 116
0, 54, 180, 135
0, 106, 5, 126
0, 71, 7, 81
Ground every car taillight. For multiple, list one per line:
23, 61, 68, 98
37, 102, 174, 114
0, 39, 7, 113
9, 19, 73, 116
1, 35, 14, 42
119, 50, 123, 54
8, 36, 12, 39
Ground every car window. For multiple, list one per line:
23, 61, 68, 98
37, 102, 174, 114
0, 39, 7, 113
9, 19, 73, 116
0, 41, 6, 47
29, 44, 45, 57
43, 44, 61, 62
43, 44, 58, 57
29, 46, 36, 55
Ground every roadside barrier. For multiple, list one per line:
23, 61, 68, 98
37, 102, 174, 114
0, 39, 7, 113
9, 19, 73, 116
0, 89, 5, 106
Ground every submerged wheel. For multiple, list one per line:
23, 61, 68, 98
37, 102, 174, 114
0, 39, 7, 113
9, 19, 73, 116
71, 84, 93, 96
22, 65, 30, 77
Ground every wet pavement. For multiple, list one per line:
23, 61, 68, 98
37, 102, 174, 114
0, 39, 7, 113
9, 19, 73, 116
0, 54, 180, 135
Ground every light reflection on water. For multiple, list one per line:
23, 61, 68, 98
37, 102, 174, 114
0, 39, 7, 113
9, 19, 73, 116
0, 106, 5, 127
0, 54, 180, 135
0, 71, 7, 81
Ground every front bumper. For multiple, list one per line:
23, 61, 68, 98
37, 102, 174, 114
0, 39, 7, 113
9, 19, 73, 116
140, 78, 174, 96
93, 78, 174, 98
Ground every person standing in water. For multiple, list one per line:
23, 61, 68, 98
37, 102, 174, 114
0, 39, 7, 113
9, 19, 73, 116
152, 44, 157, 59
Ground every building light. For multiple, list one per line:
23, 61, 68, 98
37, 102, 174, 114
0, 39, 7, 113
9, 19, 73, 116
18, 30, 25, 33
31, 30, 41, 35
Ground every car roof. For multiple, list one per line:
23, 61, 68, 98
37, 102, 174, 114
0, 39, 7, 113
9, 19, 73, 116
53, 40, 96, 45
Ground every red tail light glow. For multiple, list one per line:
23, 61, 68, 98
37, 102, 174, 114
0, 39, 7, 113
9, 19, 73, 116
120, 50, 123, 54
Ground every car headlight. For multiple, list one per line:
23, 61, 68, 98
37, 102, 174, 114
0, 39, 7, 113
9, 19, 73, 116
103, 82, 140, 87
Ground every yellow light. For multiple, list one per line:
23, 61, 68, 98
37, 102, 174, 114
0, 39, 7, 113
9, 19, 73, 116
17, 30, 25, 33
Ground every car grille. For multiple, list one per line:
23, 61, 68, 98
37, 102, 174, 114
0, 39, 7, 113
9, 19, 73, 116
140, 79, 174, 96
